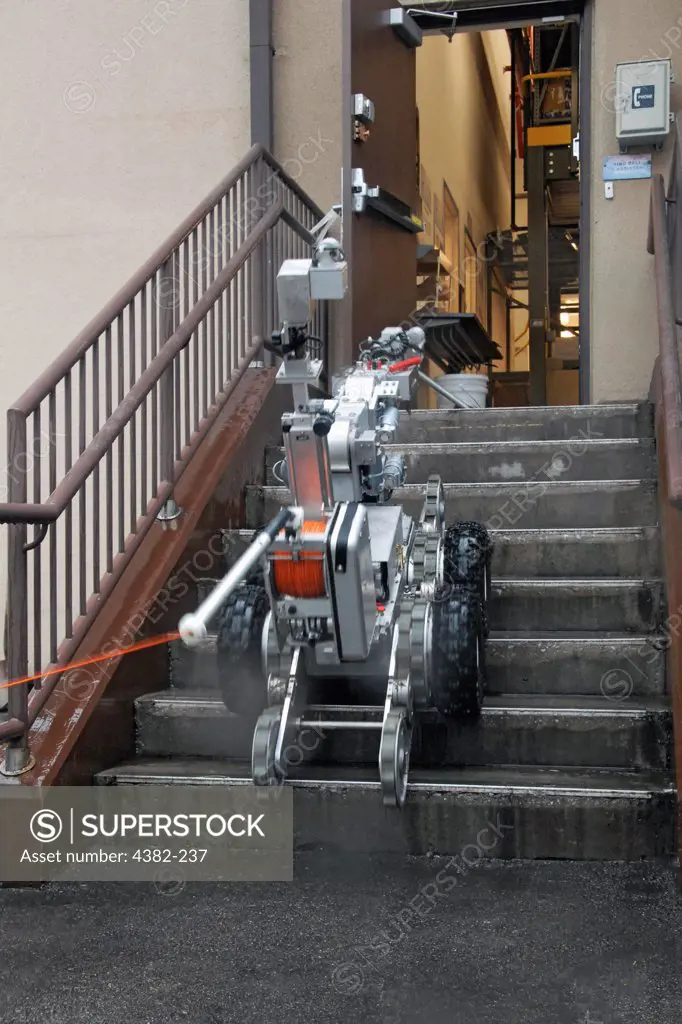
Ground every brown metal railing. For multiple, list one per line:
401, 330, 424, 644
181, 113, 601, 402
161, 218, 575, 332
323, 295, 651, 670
648, 112, 682, 872
0, 145, 328, 773
648, 115, 682, 508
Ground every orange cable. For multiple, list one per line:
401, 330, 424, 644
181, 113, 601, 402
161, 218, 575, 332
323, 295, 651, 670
0, 631, 180, 693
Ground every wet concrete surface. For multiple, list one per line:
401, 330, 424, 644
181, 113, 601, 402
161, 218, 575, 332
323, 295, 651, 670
0, 856, 680, 1024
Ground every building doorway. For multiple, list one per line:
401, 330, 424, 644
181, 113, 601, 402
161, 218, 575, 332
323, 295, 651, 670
347, 0, 589, 406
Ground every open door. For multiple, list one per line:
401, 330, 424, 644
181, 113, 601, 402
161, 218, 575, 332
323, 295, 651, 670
349, 0, 419, 345
345, 0, 587, 405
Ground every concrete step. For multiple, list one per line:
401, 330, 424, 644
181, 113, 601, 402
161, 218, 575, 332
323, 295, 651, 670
486, 632, 666, 697
134, 690, 671, 771
490, 579, 664, 633
222, 526, 660, 580
96, 759, 675, 860
245, 480, 658, 531
491, 527, 660, 578
393, 403, 654, 443
175, 577, 665, 638
168, 633, 667, 699
266, 438, 655, 485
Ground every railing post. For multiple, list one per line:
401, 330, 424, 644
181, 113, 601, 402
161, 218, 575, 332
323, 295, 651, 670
3, 411, 32, 775
157, 256, 181, 527
250, 157, 269, 365
671, 162, 682, 328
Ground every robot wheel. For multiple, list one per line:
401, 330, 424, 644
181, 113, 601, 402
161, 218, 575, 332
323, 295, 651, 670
379, 707, 411, 807
251, 705, 284, 786
216, 581, 269, 717
443, 521, 493, 639
429, 584, 485, 718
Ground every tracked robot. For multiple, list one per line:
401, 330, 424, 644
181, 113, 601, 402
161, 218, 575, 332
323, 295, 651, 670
179, 225, 491, 806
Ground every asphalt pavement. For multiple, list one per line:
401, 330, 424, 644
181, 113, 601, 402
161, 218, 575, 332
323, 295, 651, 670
0, 856, 680, 1024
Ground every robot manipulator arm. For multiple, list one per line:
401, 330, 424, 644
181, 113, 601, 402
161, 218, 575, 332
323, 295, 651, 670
178, 506, 304, 648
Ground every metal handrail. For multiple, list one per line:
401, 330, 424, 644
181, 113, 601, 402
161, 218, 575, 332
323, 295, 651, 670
649, 175, 682, 507
0, 204, 309, 526
647, 113, 682, 881
0, 148, 323, 442
0, 349, 257, 745
8, 147, 323, 416
648, 113, 682, 507
0, 145, 328, 771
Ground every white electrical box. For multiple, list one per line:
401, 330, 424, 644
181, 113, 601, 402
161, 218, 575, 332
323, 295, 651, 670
309, 262, 347, 301
277, 259, 313, 325
277, 248, 348, 325
615, 59, 673, 150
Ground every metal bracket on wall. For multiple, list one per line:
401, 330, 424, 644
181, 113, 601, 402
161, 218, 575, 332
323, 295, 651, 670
387, 8, 422, 47
352, 169, 423, 234
387, 8, 458, 48
353, 94, 376, 144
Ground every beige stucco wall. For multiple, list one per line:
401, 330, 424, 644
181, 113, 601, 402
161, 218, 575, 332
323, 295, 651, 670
0, 0, 251, 668
272, 0, 347, 367
591, 0, 682, 401
1, 0, 250, 407
272, 0, 345, 213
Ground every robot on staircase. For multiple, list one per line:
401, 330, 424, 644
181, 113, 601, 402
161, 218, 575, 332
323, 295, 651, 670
179, 214, 491, 806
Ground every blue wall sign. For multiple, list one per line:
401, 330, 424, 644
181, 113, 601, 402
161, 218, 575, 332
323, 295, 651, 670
603, 154, 653, 181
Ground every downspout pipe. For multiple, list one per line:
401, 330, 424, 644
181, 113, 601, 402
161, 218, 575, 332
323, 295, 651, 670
250, 0, 273, 148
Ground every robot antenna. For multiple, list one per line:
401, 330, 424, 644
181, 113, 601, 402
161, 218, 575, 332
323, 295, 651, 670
310, 206, 343, 245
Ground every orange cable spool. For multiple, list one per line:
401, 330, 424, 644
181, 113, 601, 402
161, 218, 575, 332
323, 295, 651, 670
272, 519, 327, 598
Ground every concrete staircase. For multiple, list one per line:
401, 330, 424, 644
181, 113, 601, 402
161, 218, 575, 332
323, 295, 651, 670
98, 403, 675, 861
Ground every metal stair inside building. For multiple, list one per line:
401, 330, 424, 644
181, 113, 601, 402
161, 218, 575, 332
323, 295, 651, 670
98, 402, 674, 862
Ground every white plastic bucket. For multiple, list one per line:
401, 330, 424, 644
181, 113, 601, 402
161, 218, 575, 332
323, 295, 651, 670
435, 373, 488, 410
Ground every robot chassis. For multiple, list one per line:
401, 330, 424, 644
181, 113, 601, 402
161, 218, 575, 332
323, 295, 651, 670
179, 237, 491, 807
